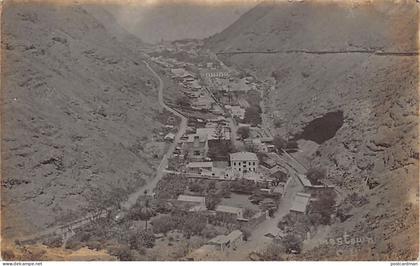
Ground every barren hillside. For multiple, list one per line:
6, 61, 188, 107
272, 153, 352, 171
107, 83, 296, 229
206, 0, 419, 260
1, 2, 165, 239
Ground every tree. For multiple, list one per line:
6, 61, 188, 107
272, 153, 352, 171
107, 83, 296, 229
130, 199, 156, 230
176, 96, 191, 108
244, 106, 262, 125
237, 126, 250, 139
306, 167, 326, 185
205, 193, 221, 210
129, 229, 155, 249
182, 214, 206, 238
309, 190, 336, 225
189, 182, 205, 193
151, 215, 174, 234
259, 243, 285, 260
273, 135, 287, 153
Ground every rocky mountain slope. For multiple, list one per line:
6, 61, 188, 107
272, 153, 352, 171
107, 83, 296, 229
108, 1, 258, 43
206, 0, 419, 260
1, 2, 164, 239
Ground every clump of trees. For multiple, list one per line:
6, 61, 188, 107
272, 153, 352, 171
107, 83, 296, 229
237, 126, 250, 139
306, 167, 326, 185
129, 229, 155, 249
244, 106, 262, 126
150, 211, 207, 238
282, 234, 302, 254
273, 135, 299, 153
155, 174, 188, 200
207, 140, 237, 161
128, 199, 157, 230
230, 179, 257, 194
308, 190, 336, 225
205, 192, 222, 210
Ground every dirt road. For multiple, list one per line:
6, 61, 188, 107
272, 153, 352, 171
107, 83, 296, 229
18, 60, 187, 243
120, 60, 188, 211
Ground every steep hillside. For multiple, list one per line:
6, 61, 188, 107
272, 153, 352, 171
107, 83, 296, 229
109, 1, 257, 43
1, 2, 164, 239
206, 0, 419, 260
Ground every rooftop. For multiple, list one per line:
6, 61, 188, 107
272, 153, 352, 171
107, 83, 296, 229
187, 162, 213, 168
177, 195, 206, 204
230, 152, 258, 161
208, 230, 243, 245
290, 192, 311, 213
215, 205, 243, 215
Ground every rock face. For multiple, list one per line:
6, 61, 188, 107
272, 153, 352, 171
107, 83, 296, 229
1, 3, 163, 238
206, 1, 418, 260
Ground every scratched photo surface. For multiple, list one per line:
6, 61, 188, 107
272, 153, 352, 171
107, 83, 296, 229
1, 0, 418, 261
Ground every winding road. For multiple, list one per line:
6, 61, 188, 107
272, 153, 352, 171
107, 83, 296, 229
18, 60, 187, 243
119, 60, 188, 211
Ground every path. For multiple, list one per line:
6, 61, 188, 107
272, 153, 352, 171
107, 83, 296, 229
119, 60, 188, 212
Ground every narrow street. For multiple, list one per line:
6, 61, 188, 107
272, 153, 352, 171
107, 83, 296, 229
120, 60, 188, 211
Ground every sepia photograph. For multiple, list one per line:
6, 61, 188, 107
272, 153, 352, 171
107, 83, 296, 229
0, 0, 419, 262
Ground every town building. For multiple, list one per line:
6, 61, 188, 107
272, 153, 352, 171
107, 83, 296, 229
226, 105, 245, 120
182, 134, 209, 161
196, 127, 230, 141
177, 195, 206, 205
215, 205, 244, 219
229, 152, 259, 174
207, 230, 243, 252
290, 192, 311, 218
186, 161, 213, 174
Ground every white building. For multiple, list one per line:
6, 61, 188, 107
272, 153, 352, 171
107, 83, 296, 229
229, 152, 259, 174
230, 105, 245, 120
215, 205, 244, 219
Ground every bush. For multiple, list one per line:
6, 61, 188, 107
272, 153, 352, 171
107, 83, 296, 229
182, 214, 207, 237
205, 193, 221, 210
282, 234, 302, 254
244, 106, 262, 126
112, 245, 134, 261
151, 215, 175, 234
273, 135, 287, 152
155, 174, 188, 200
64, 238, 82, 250
259, 243, 285, 260
201, 226, 218, 239
43, 236, 63, 248
237, 126, 250, 139
86, 240, 102, 251
189, 182, 205, 193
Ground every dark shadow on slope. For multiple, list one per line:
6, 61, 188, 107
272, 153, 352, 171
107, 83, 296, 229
294, 111, 344, 145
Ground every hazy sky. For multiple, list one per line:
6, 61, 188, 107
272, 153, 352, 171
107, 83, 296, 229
108, 1, 259, 43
